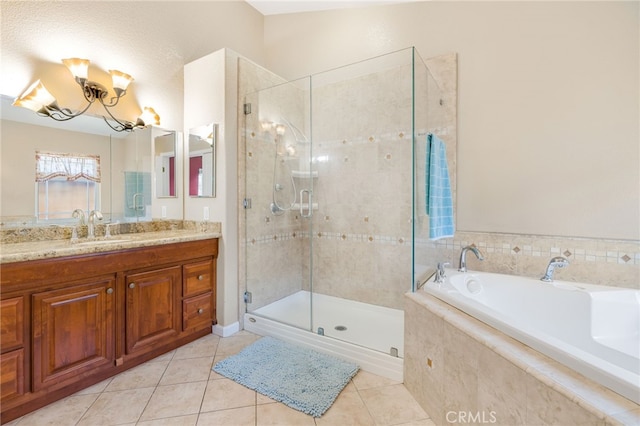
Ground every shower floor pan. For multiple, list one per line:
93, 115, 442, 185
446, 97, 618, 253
244, 290, 404, 382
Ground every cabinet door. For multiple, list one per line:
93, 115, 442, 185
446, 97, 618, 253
125, 266, 181, 355
1, 297, 24, 351
32, 277, 115, 392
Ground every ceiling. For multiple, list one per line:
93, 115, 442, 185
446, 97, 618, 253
245, 0, 420, 16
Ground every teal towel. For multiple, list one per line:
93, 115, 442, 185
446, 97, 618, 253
425, 133, 455, 240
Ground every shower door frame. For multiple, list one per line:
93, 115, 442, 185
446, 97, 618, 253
242, 76, 316, 333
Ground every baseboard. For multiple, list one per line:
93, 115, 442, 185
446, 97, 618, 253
212, 321, 240, 337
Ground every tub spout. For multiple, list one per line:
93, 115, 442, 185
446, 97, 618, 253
541, 256, 569, 282
458, 245, 484, 272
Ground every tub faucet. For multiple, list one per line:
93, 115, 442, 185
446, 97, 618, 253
459, 245, 484, 272
434, 262, 450, 283
88, 210, 103, 239
541, 256, 569, 282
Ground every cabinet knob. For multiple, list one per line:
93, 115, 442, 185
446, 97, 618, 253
106, 287, 114, 294
129, 283, 136, 289
197, 275, 204, 280
197, 308, 204, 315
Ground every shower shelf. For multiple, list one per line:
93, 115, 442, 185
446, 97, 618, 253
291, 170, 318, 178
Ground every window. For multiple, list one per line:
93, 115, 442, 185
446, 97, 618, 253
35, 151, 101, 221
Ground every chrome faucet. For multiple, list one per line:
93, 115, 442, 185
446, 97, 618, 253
541, 256, 569, 282
434, 262, 450, 283
88, 210, 103, 239
71, 209, 85, 241
72, 209, 85, 225
459, 245, 484, 272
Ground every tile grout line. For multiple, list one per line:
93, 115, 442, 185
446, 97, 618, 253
134, 350, 175, 425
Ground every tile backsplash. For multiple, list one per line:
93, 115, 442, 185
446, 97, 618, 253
420, 230, 639, 288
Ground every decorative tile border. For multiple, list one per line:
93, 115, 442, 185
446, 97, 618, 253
247, 230, 639, 266
439, 232, 639, 266
246, 231, 411, 246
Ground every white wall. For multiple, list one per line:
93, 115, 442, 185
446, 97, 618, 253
262, 1, 639, 240
184, 49, 240, 328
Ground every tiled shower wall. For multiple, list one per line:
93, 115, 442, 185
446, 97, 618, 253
306, 52, 457, 309
240, 49, 452, 311
305, 52, 439, 310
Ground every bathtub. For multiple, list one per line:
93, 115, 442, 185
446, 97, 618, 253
423, 268, 640, 404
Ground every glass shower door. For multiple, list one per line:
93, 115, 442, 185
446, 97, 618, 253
304, 49, 418, 354
243, 77, 315, 332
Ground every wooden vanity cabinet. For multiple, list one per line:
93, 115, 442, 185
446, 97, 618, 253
125, 266, 182, 357
0, 237, 218, 423
32, 276, 116, 392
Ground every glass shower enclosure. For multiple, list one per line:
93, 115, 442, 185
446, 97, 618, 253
242, 47, 439, 366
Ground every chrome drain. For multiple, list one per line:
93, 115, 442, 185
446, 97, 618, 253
334, 325, 347, 331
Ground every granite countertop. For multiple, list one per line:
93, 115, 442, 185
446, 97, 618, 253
0, 230, 221, 264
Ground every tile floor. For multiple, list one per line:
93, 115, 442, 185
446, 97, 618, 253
7, 331, 435, 426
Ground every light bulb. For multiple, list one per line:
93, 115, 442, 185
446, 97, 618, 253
62, 58, 90, 81
13, 80, 57, 111
138, 106, 160, 126
109, 69, 134, 92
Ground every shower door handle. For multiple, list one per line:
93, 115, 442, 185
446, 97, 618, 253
300, 189, 313, 218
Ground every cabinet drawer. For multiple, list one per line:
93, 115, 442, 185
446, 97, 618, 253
1, 297, 24, 351
183, 292, 213, 331
1, 349, 24, 400
183, 260, 213, 297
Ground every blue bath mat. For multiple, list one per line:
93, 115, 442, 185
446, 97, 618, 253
212, 336, 359, 417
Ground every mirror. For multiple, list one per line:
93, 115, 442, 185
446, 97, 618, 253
154, 131, 177, 198
115, 126, 153, 222
188, 123, 217, 198
0, 95, 182, 226
1, 93, 117, 226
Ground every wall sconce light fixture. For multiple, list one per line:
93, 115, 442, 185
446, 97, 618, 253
13, 58, 160, 132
